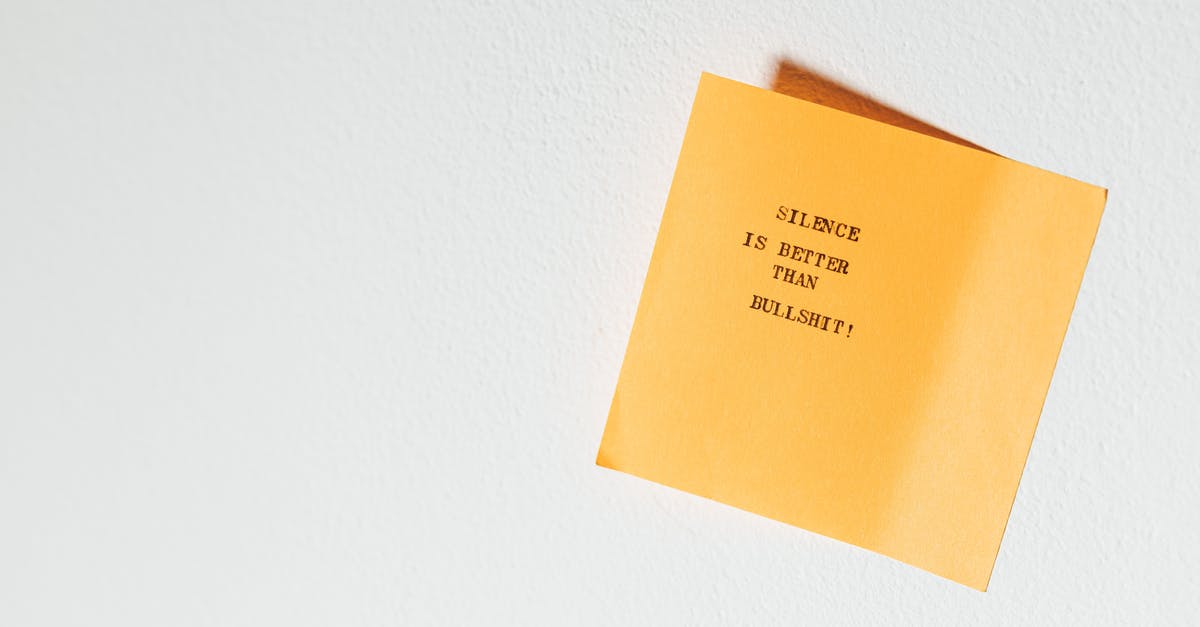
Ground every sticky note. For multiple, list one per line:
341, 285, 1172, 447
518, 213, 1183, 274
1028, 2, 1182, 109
596, 72, 1105, 590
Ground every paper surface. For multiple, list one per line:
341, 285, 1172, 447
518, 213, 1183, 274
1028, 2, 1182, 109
596, 72, 1105, 590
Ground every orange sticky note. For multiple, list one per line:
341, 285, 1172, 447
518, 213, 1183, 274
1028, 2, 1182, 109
597, 72, 1105, 590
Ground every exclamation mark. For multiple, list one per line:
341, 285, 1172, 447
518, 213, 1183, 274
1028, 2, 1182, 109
846, 324, 854, 338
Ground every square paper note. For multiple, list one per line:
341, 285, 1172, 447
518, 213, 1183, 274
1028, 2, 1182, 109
597, 72, 1105, 590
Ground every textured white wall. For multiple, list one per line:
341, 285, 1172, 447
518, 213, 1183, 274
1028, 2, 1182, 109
2, 1, 1197, 624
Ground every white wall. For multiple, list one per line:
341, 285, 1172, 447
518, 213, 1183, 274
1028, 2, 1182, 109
2, 1, 1197, 624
